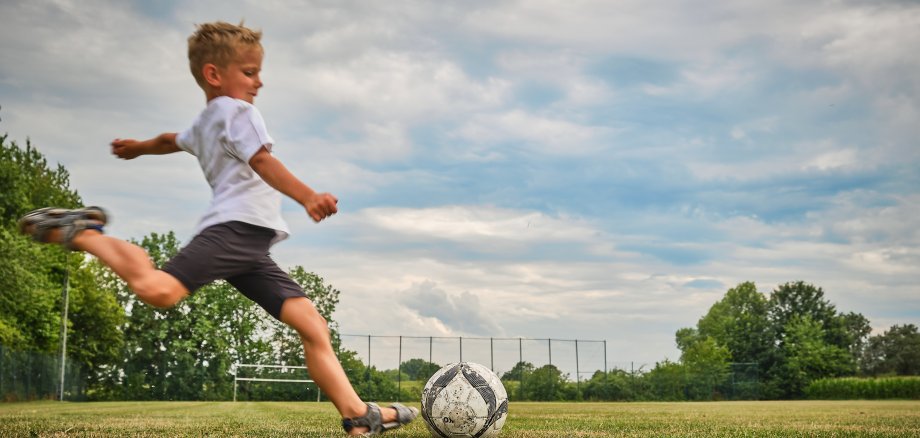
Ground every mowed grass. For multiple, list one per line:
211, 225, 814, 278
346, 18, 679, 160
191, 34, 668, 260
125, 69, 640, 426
1, 400, 919, 437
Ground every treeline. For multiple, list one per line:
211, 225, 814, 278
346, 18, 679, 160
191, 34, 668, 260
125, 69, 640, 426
1, 134, 918, 402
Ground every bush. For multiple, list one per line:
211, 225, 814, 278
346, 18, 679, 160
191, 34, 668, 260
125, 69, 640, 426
806, 377, 920, 400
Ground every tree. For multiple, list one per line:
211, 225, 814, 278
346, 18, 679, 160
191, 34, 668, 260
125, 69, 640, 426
839, 312, 872, 361
582, 369, 640, 401
0, 135, 82, 229
766, 282, 862, 397
501, 361, 534, 382
769, 281, 865, 354
0, 134, 123, 390
645, 359, 686, 401
676, 282, 771, 399
65, 260, 125, 392
400, 358, 441, 381
1, 135, 80, 352
696, 282, 773, 366
681, 336, 731, 400
860, 324, 920, 376
522, 364, 570, 401
776, 315, 853, 398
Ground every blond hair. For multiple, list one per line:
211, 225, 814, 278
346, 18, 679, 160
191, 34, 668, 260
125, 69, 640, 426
188, 21, 263, 88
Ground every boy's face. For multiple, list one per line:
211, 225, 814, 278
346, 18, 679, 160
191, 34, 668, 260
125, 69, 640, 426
214, 46, 263, 104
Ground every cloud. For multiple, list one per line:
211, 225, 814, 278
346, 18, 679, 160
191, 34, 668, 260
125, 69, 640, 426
400, 281, 503, 336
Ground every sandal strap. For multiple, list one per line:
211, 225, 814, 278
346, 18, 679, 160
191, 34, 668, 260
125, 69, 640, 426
62, 219, 105, 250
342, 402, 419, 435
381, 403, 418, 431
343, 402, 383, 434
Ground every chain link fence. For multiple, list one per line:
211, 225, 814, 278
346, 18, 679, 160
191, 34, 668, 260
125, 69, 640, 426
337, 335, 761, 402
0, 345, 85, 402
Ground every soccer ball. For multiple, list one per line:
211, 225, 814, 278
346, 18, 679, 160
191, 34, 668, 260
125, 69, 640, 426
421, 362, 509, 438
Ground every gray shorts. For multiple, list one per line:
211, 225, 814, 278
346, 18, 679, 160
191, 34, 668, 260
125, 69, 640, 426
162, 221, 306, 320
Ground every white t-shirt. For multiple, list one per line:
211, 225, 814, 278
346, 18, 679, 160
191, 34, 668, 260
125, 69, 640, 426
176, 96, 289, 244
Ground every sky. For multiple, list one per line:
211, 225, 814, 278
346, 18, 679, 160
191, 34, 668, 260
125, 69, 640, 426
1, 0, 918, 375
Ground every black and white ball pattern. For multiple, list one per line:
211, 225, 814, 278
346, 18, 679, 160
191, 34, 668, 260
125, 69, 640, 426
421, 362, 509, 438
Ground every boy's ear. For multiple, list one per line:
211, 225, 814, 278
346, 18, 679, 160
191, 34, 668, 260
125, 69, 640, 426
202, 63, 221, 87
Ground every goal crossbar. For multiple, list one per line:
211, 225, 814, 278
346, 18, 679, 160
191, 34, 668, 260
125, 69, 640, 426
233, 363, 320, 402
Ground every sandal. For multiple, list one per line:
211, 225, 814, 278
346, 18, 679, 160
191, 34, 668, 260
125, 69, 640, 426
342, 402, 419, 436
18, 206, 108, 250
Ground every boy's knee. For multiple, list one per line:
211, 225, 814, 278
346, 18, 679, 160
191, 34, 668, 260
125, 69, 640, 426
132, 274, 188, 308
281, 298, 330, 339
146, 289, 185, 308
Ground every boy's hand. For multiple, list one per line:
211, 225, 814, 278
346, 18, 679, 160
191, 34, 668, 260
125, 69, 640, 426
111, 138, 144, 160
305, 193, 338, 222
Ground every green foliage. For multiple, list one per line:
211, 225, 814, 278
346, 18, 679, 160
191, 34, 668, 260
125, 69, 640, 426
65, 262, 125, 391
860, 324, 920, 376
696, 281, 773, 366
581, 369, 643, 401
522, 364, 571, 401
0, 134, 82, 228
0, 228, 61, 351
399, 358, 440, 381
682, 336, 731, 400
645, 359, 686, 401
767, 282, 861, 398
501, 361, 535, 382
806, 376, 920, 400
776, 315, 854, 398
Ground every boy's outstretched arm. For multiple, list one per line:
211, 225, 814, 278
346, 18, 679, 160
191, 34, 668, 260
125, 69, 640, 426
111, 133, 180, 160
248, 146, 338, 223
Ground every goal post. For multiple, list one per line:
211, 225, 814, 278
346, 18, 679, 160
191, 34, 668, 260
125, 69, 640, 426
233, 364, 320, 402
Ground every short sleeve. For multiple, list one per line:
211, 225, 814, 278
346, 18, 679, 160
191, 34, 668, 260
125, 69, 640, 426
175, 128, 193, 153
224, 103, 275, 163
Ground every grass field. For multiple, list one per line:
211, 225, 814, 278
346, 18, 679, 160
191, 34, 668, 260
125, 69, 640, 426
1, 400, 919, 437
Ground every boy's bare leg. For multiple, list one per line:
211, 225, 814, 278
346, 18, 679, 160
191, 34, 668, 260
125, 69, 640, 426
70, 230, 189, 308
279, 297, 400, 435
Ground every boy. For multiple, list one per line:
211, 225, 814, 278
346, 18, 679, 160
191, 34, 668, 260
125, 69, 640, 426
19, 21, 416, 436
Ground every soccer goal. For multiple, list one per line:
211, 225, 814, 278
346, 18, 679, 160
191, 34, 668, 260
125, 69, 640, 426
232, 364, 320, 402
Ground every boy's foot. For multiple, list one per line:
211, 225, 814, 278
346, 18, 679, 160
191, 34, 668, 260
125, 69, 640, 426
18, 206, 107, 250
342, 402, 419, 436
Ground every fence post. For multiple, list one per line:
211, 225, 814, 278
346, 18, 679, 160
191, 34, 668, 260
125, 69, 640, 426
575, 340, 580, 399
397, 336, 402, 402
59, 268, 69, 401
604, 340, 608, 394
518, 337, 523, 401
490, 337, 494, 371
